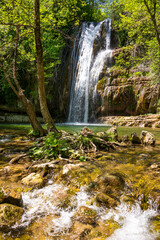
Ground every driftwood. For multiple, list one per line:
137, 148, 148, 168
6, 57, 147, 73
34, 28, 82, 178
9, 153, 27, 164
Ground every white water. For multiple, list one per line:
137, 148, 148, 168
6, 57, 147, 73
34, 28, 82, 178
68, 19, 112, 123
14, 183, 158, 239
103, 202, 158, 240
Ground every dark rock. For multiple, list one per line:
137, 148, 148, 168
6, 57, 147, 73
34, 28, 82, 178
131, 132, 141, 144
1, 187, 22, 207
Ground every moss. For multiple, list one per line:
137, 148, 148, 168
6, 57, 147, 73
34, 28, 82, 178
97, 77, 108, 92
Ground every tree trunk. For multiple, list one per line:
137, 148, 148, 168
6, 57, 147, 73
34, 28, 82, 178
19, 91, 47, 136
0, 63, 46, 136
34, 0, 58, 132
143, 0, 160, 47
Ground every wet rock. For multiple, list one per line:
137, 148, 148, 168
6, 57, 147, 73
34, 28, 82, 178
71, 221, 93, 239
0, 203, 23, 229
140, 131, 156, 146
96, 192, 118, 208
62, 163, 82, 175
21, 173, 44, 188
131, 132, 141, 144
0, 188, 5, 204
94, 171, 125, 196
136, 85, 160, 115
1, 187, 22, 207
73, 206, 97, 225
31, 162, 56, 178
57, 164, 101, 189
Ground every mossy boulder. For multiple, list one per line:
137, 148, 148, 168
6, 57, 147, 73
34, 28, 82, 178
21, 173, 44, 188
73, 206, 97, 225
1, 187, 22, 207
94, 171, 125, 197
0, 203, 23, 229
140, 131, 156, 146
96, 192, 118, 208
57, 164, 101, 189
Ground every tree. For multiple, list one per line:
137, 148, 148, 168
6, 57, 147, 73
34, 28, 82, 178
34, 0, 57, 132
109, 0, 160, 80
143, 0, 160, 47
0, 26, 46, 135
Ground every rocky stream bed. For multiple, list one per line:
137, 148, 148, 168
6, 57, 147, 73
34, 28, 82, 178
0, 127, 160, 240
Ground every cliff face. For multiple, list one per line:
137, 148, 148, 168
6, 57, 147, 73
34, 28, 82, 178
96, 47, 160, 118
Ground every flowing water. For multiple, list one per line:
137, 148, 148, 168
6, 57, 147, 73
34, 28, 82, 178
68, 19, 112, 123
0, 128, 160, 239
13, 184, 159, 239
9, 182, 158, 239
103, 202, 158, 240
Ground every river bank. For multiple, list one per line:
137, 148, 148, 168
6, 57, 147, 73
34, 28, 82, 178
100, 113, 160, 128
0, 126, 160, 239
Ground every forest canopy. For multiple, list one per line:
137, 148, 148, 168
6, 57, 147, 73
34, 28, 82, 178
0, 0, 159, 117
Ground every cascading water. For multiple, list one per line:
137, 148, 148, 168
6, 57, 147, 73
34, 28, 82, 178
68, 19, 112, 123
12, 184, 158, 239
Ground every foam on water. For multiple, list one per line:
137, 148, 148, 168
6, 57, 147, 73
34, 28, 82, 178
17, 184, 67, 228
13, 184, 158, 239
102, 202, 158, 240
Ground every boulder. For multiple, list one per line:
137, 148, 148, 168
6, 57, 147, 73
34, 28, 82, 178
0, 187, 22, 207
94, 172, 125, 196
0, 203, 23, 229
73, 206, 97, 225
140, 131, 156, 146
96, 192, 118, 208
21, 173, 44, 188
131, 132, 141, 144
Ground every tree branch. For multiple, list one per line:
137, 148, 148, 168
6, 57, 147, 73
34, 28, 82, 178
53, 26, 74, 42
0, 62, 19, 97
13, 27, 21, 91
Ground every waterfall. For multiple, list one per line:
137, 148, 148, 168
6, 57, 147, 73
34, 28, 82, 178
68, 19, 112, 123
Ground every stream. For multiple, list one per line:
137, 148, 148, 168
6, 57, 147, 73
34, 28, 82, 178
0, 127, 160, 239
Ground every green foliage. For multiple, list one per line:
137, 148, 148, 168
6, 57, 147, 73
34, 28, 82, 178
0, 0, 102, 104
29, 132, 71, 160
28, 128, 40, 138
